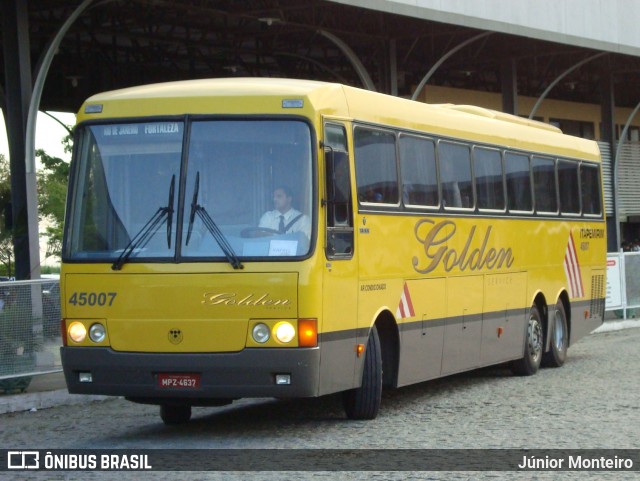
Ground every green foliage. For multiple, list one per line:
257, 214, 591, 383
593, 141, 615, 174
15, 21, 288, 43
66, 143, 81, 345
0, 130, 71, 272
0, 154, 13, 277
36, 132, 72, 260
40, 265, 61, 275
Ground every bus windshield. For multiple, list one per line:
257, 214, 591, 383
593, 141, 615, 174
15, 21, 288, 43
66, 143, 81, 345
65, 119, 314, 263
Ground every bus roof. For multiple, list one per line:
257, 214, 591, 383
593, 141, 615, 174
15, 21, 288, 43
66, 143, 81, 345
79, 77, 600, 161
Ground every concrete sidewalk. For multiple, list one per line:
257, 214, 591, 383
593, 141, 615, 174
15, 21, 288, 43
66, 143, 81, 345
0, 371, 112, 415
1, 317, 639, 416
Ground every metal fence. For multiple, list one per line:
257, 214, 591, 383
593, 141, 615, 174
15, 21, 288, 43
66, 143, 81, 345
0, 278, 61, 393
606, 251, 640, 319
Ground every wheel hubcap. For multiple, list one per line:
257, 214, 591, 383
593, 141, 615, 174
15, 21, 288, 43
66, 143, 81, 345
553, 310, 566, 351
528, 316, 542, 363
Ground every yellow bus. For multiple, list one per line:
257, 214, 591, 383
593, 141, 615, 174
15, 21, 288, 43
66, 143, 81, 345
60, 78, 606, 424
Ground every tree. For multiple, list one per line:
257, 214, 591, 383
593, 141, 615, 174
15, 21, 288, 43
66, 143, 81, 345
0, 131, 71, 272
36, 135, 71, 260
0, 154, 13, 276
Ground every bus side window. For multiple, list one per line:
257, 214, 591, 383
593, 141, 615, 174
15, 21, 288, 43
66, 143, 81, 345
439, 141, 473, 209
505, 152, 533, 212
354, 127, 399, 205
325, 124, 354, 258
580, 163, 602, 216
558, 160, 580, 215
532, 156, 558, 213
474, 147, 504, 211
399, 135, 438, 208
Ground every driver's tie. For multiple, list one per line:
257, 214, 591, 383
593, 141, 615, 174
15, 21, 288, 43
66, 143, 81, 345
278, 215, 285, 233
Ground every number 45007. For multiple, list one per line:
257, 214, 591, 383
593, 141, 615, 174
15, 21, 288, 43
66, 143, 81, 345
68, 292, 117, 307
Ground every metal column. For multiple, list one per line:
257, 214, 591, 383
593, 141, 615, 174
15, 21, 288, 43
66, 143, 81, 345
1, 0, 39, 279
501, 58, 518, 115
600, 72, 618, 251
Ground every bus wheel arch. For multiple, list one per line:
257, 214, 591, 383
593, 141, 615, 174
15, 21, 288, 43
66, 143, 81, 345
511, 295, 546, 376
343, 323, 383, 419
342, 310, 398, 420
375, 310, 400, 389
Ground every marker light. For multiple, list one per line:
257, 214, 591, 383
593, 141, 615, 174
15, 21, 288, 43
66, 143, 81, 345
89, 323, 106, 343
252, 323, 270, 343
282, 99, 303, 108
68, 322, 87, 343
297, 319, 318, 347
274, 322, 296, 343
84, 104, 103, 114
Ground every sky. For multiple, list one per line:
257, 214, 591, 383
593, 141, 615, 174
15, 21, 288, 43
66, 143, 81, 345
0, 110, 76, 164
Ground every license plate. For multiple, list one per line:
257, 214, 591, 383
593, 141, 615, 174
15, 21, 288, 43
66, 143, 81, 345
157, 373, 201, 389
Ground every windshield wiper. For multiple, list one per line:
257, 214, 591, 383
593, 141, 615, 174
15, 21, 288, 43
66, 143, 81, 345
111, 175, 175, 271
186, 172, 243, 270
166, 174, 175, 248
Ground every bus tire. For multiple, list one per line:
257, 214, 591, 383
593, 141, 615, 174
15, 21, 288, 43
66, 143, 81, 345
511, 305, 543, 376
343, 325, 382, 420
160, 404, 192, 425
542, 300, 568, 368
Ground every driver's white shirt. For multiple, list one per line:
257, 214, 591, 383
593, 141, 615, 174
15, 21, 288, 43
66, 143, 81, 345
258, 208, 310, 238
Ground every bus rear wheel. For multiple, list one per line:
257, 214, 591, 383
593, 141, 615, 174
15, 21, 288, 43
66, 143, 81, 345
160, 404, 192, 425
511, 305, 543, 376
343, 325, 382, 420
542, 300, 568, 368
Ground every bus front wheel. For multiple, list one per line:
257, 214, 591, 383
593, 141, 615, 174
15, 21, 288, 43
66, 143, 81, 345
160, 404, 192, 425
343, 325, 382, 420
511, 305, 543, 376
542, 300, 568, 368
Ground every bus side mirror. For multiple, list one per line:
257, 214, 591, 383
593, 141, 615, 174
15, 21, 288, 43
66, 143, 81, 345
325, 150, 352, 226
325, 149, 354, 259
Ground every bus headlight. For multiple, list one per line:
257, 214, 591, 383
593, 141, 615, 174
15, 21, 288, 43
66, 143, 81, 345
274, 322, 296, 343
252, 323, 270, 343
68, 322, 87, 343
89, 323, 106, 343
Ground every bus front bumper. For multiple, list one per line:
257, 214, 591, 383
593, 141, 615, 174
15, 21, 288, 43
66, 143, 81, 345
60, 346, 320, 404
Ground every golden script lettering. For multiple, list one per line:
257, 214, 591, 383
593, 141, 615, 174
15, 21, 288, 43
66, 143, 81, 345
202, 292, 291, 307
412, 219, 514, 274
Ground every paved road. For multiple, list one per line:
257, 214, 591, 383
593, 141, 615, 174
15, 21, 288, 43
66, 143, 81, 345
2, 327, 639, 480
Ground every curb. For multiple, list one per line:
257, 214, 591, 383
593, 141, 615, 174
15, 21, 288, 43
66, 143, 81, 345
0, 390, 113, 416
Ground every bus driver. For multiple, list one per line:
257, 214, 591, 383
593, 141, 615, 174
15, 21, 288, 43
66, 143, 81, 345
258, 186, 311, 238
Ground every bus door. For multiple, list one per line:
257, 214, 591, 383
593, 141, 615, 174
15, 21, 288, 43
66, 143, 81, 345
319, 122, 359, 394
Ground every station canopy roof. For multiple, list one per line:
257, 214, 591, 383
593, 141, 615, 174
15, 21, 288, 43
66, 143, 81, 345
3, 0, 640, 114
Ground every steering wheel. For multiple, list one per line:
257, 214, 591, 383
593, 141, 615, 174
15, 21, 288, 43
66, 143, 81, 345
240, 227, 280, 238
